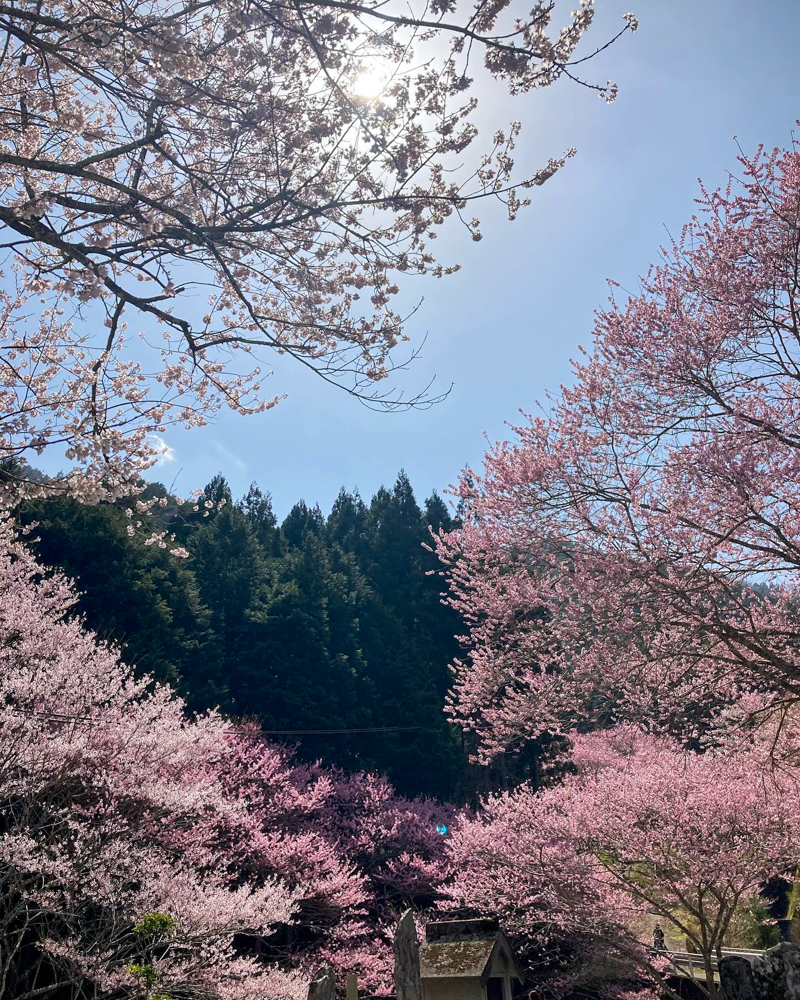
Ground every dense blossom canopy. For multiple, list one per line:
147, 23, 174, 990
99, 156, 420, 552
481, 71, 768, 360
448, 727, 800, 1000
436, 137, 800, 758
215, 735, 454, 992
0, 0, 635, 500
0, 520, 301, 998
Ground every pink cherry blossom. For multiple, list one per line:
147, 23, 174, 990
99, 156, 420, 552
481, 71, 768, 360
436, 134, 800, 758
448, 727, 800, 1000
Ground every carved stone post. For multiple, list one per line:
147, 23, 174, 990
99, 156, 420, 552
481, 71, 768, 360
719, 956, 757, 1000
394, 909, 423, 1000
308, 967, 336, 1000
346, 971, 359, 1000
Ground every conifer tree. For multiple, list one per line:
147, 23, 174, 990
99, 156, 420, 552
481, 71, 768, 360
282, 501, 325, 549
240, 482, 283, 556
16, 468, 469, 798
190, 486, 269, 708
243, 530, 368, 765
327, 488, 369, 558
18, 496, 220, 702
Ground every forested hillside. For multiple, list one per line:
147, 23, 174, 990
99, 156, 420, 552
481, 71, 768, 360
17, 471, 466, 800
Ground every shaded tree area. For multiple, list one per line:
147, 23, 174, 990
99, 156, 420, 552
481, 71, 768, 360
18, 471, 465, 800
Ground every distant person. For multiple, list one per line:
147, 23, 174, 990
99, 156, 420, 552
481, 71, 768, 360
653, 924, 666, 951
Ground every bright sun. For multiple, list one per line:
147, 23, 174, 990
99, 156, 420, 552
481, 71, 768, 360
353, 59, 391, 99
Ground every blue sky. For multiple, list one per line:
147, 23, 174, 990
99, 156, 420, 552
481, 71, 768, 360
149, 0, 800, 518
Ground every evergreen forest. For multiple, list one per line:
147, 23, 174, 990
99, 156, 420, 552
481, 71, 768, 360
17, 470, 469, 801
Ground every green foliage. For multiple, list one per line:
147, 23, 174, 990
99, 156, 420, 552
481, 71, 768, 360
17, 470, 467, 800
134, 913, 177, 938
787, 864, 800, 921
125, 963, 159, 989
125, 963, 177, 1000
739, 898, 784, 950
126, 916, 178, 998
17, 496, 222, 702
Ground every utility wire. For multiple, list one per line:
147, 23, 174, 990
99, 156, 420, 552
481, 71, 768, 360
259, 726, 425, 735
4, 707, 435, 735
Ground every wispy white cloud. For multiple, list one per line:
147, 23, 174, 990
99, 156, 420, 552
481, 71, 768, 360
212, 439, 248, 473
148, 433, 177, 466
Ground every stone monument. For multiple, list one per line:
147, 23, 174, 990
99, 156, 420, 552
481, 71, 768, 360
394, 909, 423, 1000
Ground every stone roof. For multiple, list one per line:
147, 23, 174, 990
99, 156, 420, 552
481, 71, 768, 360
419, 919, 522, 982
419, 938, 497, 979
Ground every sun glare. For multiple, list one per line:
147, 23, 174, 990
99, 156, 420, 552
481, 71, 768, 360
353, 59, 391, 99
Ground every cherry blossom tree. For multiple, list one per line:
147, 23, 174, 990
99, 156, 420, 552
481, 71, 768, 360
0, 0, 636, 501
447, 727, 800, 1000
0, 517, 313, 999
435, 135, 800, 758
215, 730, 454, 993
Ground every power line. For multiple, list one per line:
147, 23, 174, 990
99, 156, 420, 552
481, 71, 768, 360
259, 726, 425, 735
3, 708, 434, 736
